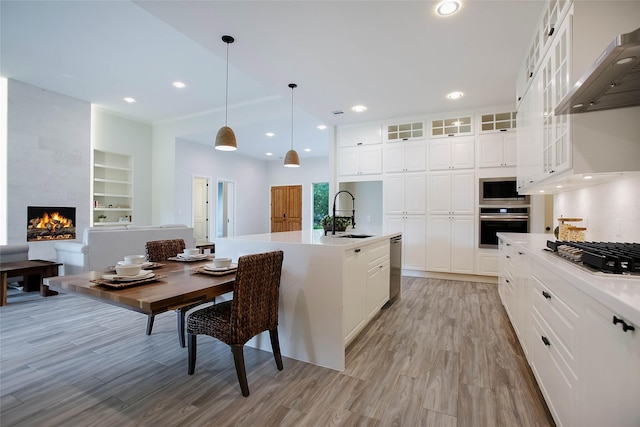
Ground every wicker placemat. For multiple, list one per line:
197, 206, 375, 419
91, 273, 167, 289
193, 266, 237, 276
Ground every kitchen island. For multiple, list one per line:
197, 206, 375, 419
215, 229, 401, 371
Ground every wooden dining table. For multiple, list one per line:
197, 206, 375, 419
44, 259, 235, 320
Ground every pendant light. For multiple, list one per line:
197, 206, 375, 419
215, 35, 237, 151
284, 83, 301, 167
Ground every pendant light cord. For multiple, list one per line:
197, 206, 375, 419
224, 41, 229, 127
290, 86, 294, 150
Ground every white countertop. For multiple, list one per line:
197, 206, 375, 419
218, 229, 400, 248
498, 233, 640, 326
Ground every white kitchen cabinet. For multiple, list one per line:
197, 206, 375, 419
428, 136, 475, 170
92, 149, 133, 226
426, 215, 474, 274
498, 234, 640, 427
385, 172, 426, 216
476, 249, 499, 276
427, 171, 475, 215
516, 1, 640, 194
386, 215, 426, 270
385, 120, 425, 142
477, 132, 517, 168
344, 240, 391, 345
577, 295, 640, 427
477, 111, 517, 133
366, 241, 390, 319
338, 145, 382, 178
343, 246, 368, 342
337, 122, 382, 147
383, 140, 426, 173
430, 115, 473, 137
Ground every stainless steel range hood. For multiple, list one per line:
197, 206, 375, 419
555, 27, 640, 115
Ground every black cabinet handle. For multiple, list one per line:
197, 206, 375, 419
518, 252, 524, 255
541, 336, 551, 346
548, 26, 555, 37
505, 279, 510, 284
542, 291, 551, 299
506, 255, 511, 259
613, 316, 636, 332
506, 243, 511, 246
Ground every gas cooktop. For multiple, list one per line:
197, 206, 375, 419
546, 240, 640, 276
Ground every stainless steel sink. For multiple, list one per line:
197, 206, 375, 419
336, 234, 374, 239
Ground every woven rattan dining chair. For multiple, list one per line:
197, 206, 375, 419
144, 239, 189, 345
187, 250, 285, 397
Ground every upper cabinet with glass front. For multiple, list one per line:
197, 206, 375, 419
384, 120, 425, 143
430, 115, 473, 138
516, 0, 640, 194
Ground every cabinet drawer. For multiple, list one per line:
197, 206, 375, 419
531, 274, 578, 359
530, 311, 576, 427
368, 240, 390, 267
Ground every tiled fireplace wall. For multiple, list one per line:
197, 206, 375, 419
6, 79, 91, 260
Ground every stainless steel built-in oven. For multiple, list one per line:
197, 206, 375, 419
479, 177, 529, 205
479, 207, 529, 248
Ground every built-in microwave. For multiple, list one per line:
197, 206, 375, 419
479, 177, 529, 205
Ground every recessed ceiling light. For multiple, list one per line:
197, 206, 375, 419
539, 190, 545, 193
304, 148, 311, 152
317, 125, 327, 130
352, 105, 367, 113
583, 175, 593, 180
435, 0, 461, 16
446, 91, 463, 100
172, 81, 186, 89
556, 185, 563, 188
123, 97, 136, 103
265, 132, 275, 137
452, 121, 462, 126
265, 152, 273, 156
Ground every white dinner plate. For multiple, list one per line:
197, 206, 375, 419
177, 253, 209, 260
117, 261, 153, 268
204, 263, 238, 272
102, 270, 154, 282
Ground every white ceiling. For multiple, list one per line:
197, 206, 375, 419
1, 0, 544, 161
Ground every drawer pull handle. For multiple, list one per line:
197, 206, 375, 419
541, 336, 551, 346
542, 291, 551, 299
506, 255, 511, 259
505, 279, 510, 284
355, 249, 361, 253
518, 252, 524, 255
613, 316, 636, 332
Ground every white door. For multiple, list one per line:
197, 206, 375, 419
192, 177, 209, 243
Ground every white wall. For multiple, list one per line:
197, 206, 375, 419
554, 174, 640, 242
266, 156, 330, 231
91, 108, 153, 225
175, 138, 271, 237
338, 181, 383, 230
6, 79, 90, 260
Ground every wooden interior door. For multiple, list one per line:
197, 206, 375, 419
271, 185, 302, 232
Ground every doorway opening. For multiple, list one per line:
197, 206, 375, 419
192, 177, 210, 244
217, 180, 236, 238
312, 182, 329, 229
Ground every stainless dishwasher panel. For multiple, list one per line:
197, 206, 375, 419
390, 235, 402, 300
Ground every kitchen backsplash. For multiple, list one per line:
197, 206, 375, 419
554, 174, 640, 242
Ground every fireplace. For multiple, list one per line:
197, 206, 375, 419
27, 206, 76, 241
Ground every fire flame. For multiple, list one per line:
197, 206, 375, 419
34, 212, 73, 229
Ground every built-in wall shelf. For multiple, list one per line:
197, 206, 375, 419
92, 150, 133, 226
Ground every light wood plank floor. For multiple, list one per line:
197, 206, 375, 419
0, 277, 554, 426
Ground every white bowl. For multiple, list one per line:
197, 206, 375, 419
183, 248, 199, 256
213, 257, 232, 268
116, 264, 142, 276
123, 255, 145, 265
